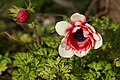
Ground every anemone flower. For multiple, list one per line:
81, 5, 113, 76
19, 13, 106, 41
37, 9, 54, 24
55, 13, 103, 58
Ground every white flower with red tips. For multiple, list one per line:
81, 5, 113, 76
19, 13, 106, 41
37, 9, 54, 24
55, 13, 103, 58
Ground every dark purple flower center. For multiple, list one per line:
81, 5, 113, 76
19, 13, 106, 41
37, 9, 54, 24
73, 29, 87, 42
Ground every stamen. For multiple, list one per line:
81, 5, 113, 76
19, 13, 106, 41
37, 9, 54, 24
73, 29, 87, 42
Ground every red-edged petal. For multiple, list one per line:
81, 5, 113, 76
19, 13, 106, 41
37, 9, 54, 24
94, 33, 103, 49
92, 33, 100, 40
82, 27, 90, 37
85, 23, 96, 33
74, 46, 91, 57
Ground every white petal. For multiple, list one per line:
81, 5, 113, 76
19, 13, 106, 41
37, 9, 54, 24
55, 21, 72, 36
94, 33, 103, 49
93, 33, 100, 40
85, 23, 96, 33
61, 38, 66, 48
61, 38, 71, 50
70, 13, 86, 23
90, 38, 94, 47
58, 45, 74, 58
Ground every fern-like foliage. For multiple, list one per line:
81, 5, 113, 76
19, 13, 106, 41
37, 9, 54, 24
83, 61, 117, 80
0, 54, 11, 75
12, 36, 72, 80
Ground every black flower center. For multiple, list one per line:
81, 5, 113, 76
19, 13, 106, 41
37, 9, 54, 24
73, 29, 87, 42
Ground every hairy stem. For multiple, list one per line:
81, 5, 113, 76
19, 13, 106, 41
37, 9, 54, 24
32, 23, 40, 45
81, 57, 85, 67
24, 0, 40, 45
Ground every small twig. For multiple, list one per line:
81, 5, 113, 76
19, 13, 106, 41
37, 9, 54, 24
95, 0, 110, 17
42, 13, 67, 20
0, 32, 20, 43
85, 0, 98, 16
53, 0, 78, 12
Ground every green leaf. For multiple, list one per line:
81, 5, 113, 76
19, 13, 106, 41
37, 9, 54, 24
105, 63, 112, 70
114, 58, 120, 67
0, 54, 11, 75
0, 63, 7, 75
13, 52, 34, 68
88, 62, 103, 71
116, 60, 120, 67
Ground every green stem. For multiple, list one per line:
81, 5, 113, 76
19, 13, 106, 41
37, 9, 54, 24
66, 58, 69, 65
81, 57, 85, 67
80, 57, 85, 75
24, 0, 40, 45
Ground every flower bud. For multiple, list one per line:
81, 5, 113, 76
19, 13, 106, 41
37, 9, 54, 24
16, 9, 30, 23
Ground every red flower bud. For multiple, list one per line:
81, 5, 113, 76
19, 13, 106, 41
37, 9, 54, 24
16, 9, 30, 23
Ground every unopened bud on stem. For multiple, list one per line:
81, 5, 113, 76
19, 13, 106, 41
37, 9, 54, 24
16, 9, 30, 23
